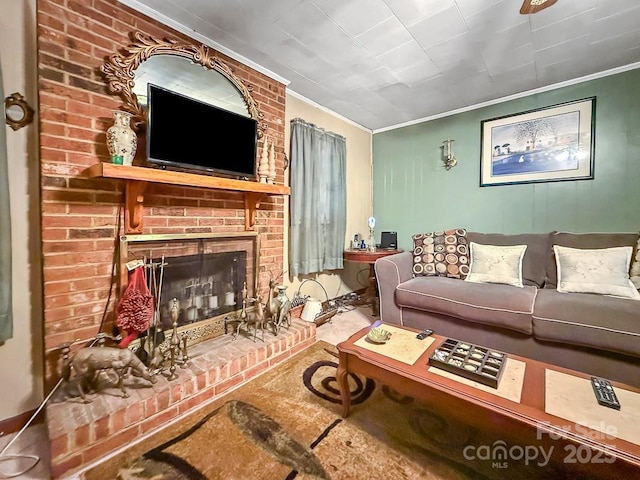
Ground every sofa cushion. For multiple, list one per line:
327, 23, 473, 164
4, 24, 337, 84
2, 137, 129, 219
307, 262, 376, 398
395, 276, 537, 334
545, 232, 640, 288
533, 289, 640, 358
411, 229, 469, 278
467, 232, 551, 288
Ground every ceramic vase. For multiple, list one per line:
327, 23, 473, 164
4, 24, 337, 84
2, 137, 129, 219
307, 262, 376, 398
106, 110, 137, 166
275, 284, 289, 306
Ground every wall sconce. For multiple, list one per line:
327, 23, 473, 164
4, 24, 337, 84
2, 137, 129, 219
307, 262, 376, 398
442, 138, 457, 170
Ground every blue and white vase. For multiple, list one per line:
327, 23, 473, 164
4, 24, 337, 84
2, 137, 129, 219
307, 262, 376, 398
106, 110, 137, 166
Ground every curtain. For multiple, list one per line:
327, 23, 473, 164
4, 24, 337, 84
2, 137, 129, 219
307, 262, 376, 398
0, 62, 13, 343
289, 118, 346, 276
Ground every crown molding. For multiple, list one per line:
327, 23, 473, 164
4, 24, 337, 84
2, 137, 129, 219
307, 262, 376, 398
286, 90, 371, 133
374, 62, 640, 134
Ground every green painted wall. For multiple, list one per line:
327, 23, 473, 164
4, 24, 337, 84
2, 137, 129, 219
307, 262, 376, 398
372, 68, 640, 250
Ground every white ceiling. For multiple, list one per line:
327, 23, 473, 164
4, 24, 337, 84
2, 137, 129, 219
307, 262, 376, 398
122, 0, 640, 131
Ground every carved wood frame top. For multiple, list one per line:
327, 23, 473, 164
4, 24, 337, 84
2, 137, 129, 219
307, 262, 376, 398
100, 31, 266, 136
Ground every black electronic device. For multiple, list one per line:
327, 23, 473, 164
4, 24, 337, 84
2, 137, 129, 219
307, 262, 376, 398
380, 231, 397, 249
146, 83, 258, 179
591, 377, 621, 410
416, 329, 433, 340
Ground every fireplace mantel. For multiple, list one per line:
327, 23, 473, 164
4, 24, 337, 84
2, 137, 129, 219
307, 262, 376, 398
84, 163, 290, 233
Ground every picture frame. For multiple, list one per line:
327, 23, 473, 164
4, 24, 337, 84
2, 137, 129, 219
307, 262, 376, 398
480, 97, 596, 187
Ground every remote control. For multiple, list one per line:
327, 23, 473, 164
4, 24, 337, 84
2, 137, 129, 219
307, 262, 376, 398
416, 329, 434, 340
591, 377, 621, 410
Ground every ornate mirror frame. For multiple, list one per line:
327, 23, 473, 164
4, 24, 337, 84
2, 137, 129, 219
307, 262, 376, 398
100, 31, 266, 136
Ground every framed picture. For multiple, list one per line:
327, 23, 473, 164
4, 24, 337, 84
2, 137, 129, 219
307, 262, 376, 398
480, 97, 596, 187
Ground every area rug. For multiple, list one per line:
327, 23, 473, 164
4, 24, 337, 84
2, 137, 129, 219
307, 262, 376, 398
81, 341, 623, 480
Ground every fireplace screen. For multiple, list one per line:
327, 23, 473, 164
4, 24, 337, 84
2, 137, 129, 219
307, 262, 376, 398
120, 233, 259, 344
154, 250, 247, 329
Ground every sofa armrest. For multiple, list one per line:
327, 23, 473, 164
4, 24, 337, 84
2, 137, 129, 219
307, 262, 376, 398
375, 251, 413, 325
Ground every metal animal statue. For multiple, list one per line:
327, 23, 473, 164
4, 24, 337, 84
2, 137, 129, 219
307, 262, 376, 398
63, 346, 156, 402
265, 276, 292, 335
276, 297, 292, 334
265, 277, 281, 324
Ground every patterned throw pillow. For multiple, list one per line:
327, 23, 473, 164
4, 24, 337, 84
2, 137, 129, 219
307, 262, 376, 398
412, 228, 469, 278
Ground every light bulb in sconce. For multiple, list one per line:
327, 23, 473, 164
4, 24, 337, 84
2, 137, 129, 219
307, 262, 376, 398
442, 138, 457, 170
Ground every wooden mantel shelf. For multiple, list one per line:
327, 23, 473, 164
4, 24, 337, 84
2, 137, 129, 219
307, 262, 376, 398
84, 163, 290, 234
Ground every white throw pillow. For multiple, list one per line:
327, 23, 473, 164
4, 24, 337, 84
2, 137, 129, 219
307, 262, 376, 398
554, 245, 640, 300
465, 243, 527, 288
630, 236, 640, 290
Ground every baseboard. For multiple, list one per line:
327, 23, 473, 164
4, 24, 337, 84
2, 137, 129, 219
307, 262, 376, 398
0, 409, 43, 437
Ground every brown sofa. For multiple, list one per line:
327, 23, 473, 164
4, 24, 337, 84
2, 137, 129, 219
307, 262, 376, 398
375, 231, 640, 388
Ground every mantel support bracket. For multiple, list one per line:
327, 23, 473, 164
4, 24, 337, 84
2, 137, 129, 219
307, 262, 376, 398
125, 180, 147, 234
124, 181, 266, 233
244, 192, 265, 230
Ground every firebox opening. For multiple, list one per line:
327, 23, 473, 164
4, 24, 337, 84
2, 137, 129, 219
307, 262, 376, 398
155, 250, 247, 329
120, 232, 259, 346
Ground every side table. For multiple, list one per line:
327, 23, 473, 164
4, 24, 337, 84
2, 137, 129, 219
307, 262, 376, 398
343, 248, 403, 316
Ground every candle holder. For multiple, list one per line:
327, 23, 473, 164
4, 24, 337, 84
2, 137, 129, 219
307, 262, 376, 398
168, 298, 180, 380
267, 141, 276, 184
258, 138, 269, 183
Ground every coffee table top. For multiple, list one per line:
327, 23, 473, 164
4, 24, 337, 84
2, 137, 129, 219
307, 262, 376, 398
337, 323, 640, 467
352, 323, 435, 365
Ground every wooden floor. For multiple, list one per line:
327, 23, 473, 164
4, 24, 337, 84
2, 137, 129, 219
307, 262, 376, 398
0, 423, 51, 479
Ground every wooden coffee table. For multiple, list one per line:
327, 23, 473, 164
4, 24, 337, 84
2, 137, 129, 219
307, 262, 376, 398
337, 324, 640, 477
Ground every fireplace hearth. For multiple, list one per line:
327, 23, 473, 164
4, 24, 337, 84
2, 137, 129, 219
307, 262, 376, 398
46, 318, 316, 478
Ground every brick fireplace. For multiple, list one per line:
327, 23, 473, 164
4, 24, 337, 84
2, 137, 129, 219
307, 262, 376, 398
38, 0, 295, 476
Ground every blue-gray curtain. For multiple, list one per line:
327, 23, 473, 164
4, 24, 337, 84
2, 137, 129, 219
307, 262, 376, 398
0, 63, 13, 343
289, 118, 346, 276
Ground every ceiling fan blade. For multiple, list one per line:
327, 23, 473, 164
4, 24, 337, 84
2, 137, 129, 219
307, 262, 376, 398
520, 0, 558, 14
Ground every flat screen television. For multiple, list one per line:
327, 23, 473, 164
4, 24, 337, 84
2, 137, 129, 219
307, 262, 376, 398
146, 83, 258, 179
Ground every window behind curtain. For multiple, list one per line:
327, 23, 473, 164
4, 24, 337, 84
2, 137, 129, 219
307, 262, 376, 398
289, 118, 346, 277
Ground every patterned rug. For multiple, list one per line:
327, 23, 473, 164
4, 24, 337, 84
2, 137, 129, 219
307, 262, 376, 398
81, 341, 625, 480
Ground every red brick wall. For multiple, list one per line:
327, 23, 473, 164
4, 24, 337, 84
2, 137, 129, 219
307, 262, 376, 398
38, 0, 287, 385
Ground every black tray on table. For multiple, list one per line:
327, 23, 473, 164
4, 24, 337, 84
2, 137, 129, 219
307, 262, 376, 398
428, 337, 507, 388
